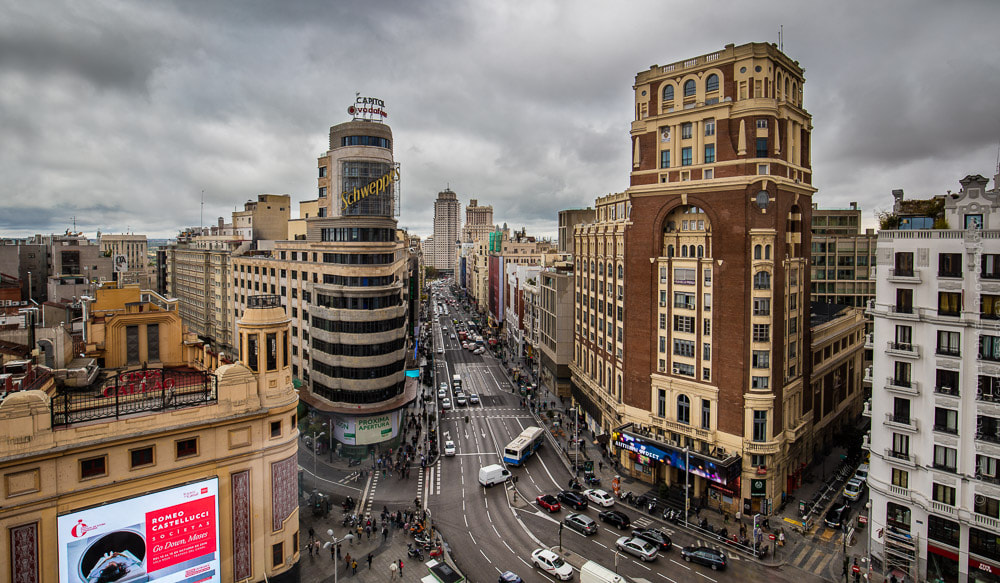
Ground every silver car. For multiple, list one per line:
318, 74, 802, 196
616, 536, 658, 562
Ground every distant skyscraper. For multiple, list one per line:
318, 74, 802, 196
432, 188, 460, 273
463, 198, 494, 243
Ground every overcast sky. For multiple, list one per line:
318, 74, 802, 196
1, 0, 998, 240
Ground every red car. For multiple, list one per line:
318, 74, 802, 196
536, 494, 562, 513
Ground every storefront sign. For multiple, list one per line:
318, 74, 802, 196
970, 558, 998, 575
750, 478, 767, 497
341, 167, 400, 208
58, 479, 220, 583
333, 411, 400, 445
347, 95, 388, 119
613, 428, 740, 485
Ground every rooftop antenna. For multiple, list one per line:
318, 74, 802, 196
71, 215, 77, 232
200, 190, 205, 234
778, 24, 784, 52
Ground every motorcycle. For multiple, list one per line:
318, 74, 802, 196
429, 546, 445, 559
413, 532, 432, 547
348, 458, 362, 467
406, 544, 423, 561
633, 495, 648, 509
647, 498, 658, 514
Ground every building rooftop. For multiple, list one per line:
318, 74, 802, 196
810, 301, 852, 327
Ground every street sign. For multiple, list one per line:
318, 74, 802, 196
769, 534, 776, 541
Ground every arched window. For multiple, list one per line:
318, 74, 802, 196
765, 245, 771, 260
590, 260, 595, 273
688, 245, 696, 257
667, 245, 674, 258
663, 85, 674, 101
697, 245, 704, 258
754, 245, 762, 260
599, 262, 604, 276
607, 262, 613, 276
677, 395, 691, 424
617, 264, 623, 278
754, 271, 771, 290
706, 74, 719, 93
684, 79, 696, 97
681, 246, 688, 258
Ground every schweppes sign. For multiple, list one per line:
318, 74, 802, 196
341, 167, 400, 207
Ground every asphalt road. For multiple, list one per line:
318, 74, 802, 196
424, 286, 830, 583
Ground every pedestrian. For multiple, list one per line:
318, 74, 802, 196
382, 526, 388, 540
398, 559, 404, 576
314, 540, 321, 556
390, 562, 398, 580
367, 552, 373, 570
366, 525, 371, 539
599, 461, 603, 472
331, 543, 336, 561
724, 511, 730, 524
351, 559, 357, 575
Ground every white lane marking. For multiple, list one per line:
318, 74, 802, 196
480, 548, 491, 562
634, 561, 652, 571
493, 524, 501, 537
503, 541, 514, 554
657, 574, 679, 583
487, 510, 492, 523
593, 542, 608, 549
670, 559, 691, 570
297, 467, 364, 492
469, 533, 476, 545
464, 515, 468, 527
695, 573, 717, 582
518, 557, 531, 568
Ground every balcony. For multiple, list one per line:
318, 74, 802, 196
974, 513, 1000, 532
936, 347, 961, 358
933, 424, 959, 436
888, 268, 921, 283
977, 431, 1000, 445
864, 366, 874, 384
862, 399, 872, 417
865, 333, 874, 349
887, 341, 920, 358
786, 419, 809, 442
934, 385, 960, 398
888, 305, 919, 320
885, 448, 916, 466
886, 412, 919, 431
649, 414, 714, 441
888, 484, 911, 499
862, 431, 871, 450
745, 440, 781, 455
885, 376, 920, 396
975, 472, 1000, 486
930, 501, 956, 516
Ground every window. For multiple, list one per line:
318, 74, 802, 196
755, 137, 768, 158
752, 324, 769, 342
891, 468, 909, 489
752, 410, 767, 442
753, 297, 771, 316
660, 150, 670, 168
934, 408, 958, 435
130, 446, 154, 469
677, 395, 690, 424
176, 437, 199, 459
939, 253, 962, 277
674, 268, 696, 285
933, 445, 957, 472
705, 118, 715, 136
935, 369, 960, 396
982, 294, 1000, 320
932, 483, 957, 506
701, 400, 711, 429
673, 339, 695, 357
894, 252, 914, 276
896, 288, 913, 314
892, 433, 910, 457
681, 147, 692, 166
938, 292, 962, 317
704, 293, 711, 311
983, 254, 1000, 279
703, 342, 711, 361
659, 313, 667, 329
752, 376, 769, 389
703, 168, 713, 180
659, 336, 666, 353
704, 144, 715, 164
271, 420, 282, 438
147, 324, 159, 362
704, 319, 711, 336
126, 325, 139, 365
80, 455, 107, 479
684, 79, 696, 97
757, 163, 768, 175
981, 375, 1000, 402
981, 335, 1000, 362
893, 361, 912, 386
674, 292, 696, 309
788, 317, 798, 334
753, 271, 771, 290
657, 389, 666, 417
752, 350, 770, 368
272, 542, 284, 568
673, 362, 695, 377
978, 454, 999, 483
681, 123, 692, 139
663, 85, 674, 101
673, 316, 695, 333
319, 166, 327, 178
928, 515, 960, 547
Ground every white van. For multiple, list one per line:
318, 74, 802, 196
478, 464, 512, 487
580, 560, 629, 583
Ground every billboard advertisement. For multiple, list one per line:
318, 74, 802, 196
58, 478, 220, 583
332, 410, 400, 445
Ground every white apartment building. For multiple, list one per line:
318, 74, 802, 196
432, 188, 460, 273
868, 174, 1000, 583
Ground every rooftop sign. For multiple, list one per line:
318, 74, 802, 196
348, 94, 388, 121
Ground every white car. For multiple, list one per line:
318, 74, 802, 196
584, 489, 615, 507
854, 463, 870, 483
530, 548, 573, 580
444, 440, 456, 457
442, 398, 452, 410
843, 478, 865, 501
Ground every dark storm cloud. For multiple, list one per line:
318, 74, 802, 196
0, 0, 998, 239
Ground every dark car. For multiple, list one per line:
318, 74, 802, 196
632, 528, 672, 551
680, 546, 726, 570
825, 503, 851, 529
598, 509, 631, 530
557, 490, 588, 510
498, 571, 523, 583
536, 494, 561, 513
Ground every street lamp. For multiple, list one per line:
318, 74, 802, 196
313, 431, 325, 475
864, 501, 872, 582
325, 529, 354, 583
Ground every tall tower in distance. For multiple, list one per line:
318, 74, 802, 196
463, 198, 494, 243
432, 188, 461, 274
574, 42, 817, 519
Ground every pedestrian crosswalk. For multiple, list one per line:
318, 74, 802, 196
785, 537, 842, 578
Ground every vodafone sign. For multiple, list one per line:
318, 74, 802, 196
58, 478, 220, 583
348, 95, 388, 120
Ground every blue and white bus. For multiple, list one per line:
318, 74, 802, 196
503, 426, 545, 466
